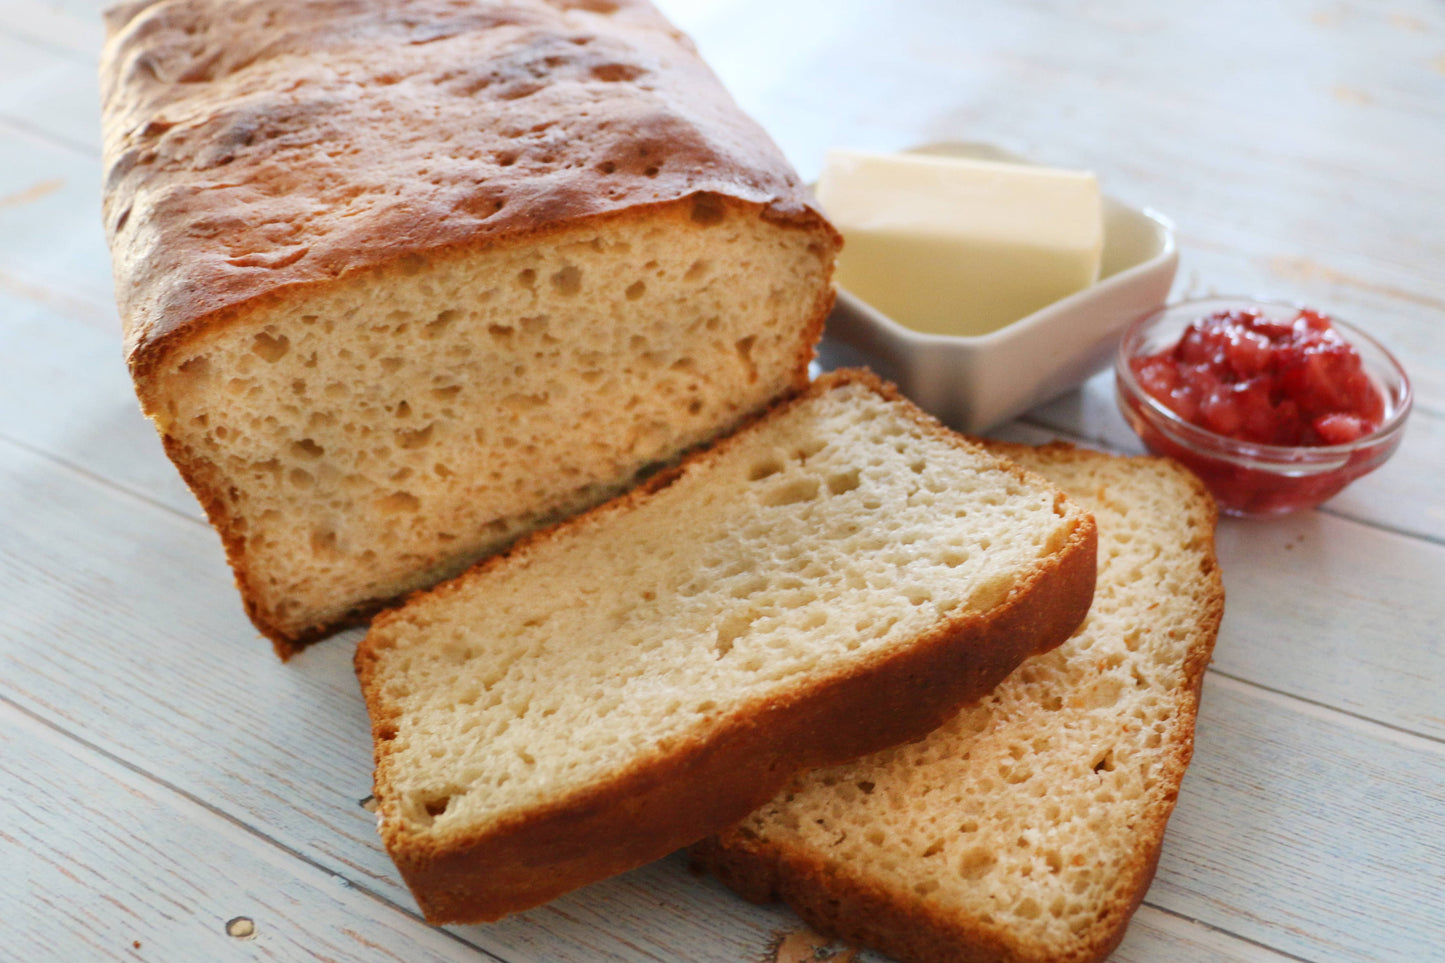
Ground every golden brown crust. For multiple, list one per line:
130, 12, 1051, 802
354, 369, 1098, 923
693, 442, 1224, 963
100, 0, 837, 370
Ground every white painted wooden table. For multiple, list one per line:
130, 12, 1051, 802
3, 0, 1442, 960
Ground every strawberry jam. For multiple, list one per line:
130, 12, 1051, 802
1129, 307, 1384, 446
1117, 302, 1408, 516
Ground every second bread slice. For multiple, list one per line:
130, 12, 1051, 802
695, 443, 1224, 963
354, 370, 1097, 923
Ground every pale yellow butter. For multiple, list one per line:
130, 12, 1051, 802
817, 150, 1104, 337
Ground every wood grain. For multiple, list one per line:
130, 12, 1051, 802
1111, 907, 1300, 963
0, 127, 115, 330
0, 700, 490, 963
0, 30, 99, 153
1152, 675, 1445, 963
0, 0, 104, 58
1, 0, 1443, 960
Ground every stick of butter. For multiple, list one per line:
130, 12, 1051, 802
817, 150, 1104, 338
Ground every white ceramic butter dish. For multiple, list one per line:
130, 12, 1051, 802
817, 142, 1177, 433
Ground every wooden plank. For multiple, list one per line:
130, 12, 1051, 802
0, 700, 491, 963
0, 291, 202, 519
0, 126, 114, 330
1013, 384, 1445, 743
0, 0, 104, 60
1112, 907, 1300, 963
1149, 674, 1445, 963
0, 434, 1382, 963
0, 30, 102, 153
1208, 512, 1445, 740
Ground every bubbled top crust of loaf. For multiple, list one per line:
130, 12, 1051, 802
99, 0, 834, 371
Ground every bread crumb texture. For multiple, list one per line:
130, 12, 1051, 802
709, 444, 1223, 963
363, 380, 1078, 846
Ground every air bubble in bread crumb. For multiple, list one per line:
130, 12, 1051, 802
424, 309, 460, 338
826, 470, 861, 495
550, 265, 582, 295
690, 192, 726, 225
760, 477, 819, 507
252, 332, 289, 362
377, 491, 421, 513
396, 424, 435, 449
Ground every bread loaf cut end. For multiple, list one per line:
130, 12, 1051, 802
138, 198, 834, 653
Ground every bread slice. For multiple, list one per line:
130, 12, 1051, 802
354, 370, 1097, 923
99, 0, 840, 654
695, 442, 1223, 963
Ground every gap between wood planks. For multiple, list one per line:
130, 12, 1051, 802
1204, 671, 1445, 756
1136, 911, 1317, 963
0, 112, 95, 158
0, 687, 511, 963
0, 427, 205, 530
0, 2, 104, 63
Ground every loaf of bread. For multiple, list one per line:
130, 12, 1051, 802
354, 370, 1097, 923
98, 0, 840, 654
695, 442, 1224, 963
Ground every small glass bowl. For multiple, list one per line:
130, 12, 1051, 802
1114, 297, 1413, 517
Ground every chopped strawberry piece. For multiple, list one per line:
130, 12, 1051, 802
1226, 328, 1274, 379
1198, 385, 1242, 438
1314, 413, 1373, 445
